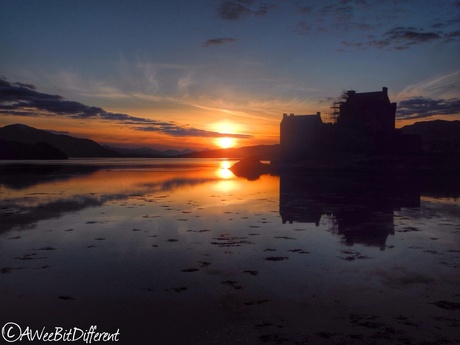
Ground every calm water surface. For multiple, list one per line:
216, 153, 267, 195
0, 158, 459, 344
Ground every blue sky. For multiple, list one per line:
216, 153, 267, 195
0, 0, 459, 149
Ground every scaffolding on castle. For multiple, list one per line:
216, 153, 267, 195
325, 90, 349, 124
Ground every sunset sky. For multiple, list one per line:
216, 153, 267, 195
1, 0, 459, 150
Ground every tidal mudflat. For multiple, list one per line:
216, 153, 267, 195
0, 159, 459, 344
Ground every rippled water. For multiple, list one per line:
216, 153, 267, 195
0, 158, 459, 344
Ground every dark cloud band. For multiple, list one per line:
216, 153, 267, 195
342, 26, 459, 50
397, 97, 460, 119
203, 37, 236, 47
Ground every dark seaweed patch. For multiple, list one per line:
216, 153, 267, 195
221, 280, 243, 290
432, 300, 460, 310
181, 268, 199, 273
265, 256, 288, 261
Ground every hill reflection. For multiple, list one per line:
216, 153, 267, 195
0, 162, 223, 233
279, 173, 420, 248
0, 164, 100, 190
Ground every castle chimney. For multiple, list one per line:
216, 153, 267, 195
382, 87, 388, 94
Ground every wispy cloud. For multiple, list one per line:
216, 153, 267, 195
342, 26, 459, 50
372, 27, 443, 48
320, 4, 354, 22
396, 70, 460, 100
293, 0, 376, 35
218, 0, 250, 20
296, 5, 312, 15
216, 0, 458, 52
203, 37, 236, 47
134, 125, 252, 138
217, 0, 271, 20
0, 77, 253, 139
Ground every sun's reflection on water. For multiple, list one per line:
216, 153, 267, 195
213, 160, 239, 192
213, 180, 240, 193
216, 160, 234, 180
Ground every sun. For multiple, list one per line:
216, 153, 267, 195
216, 137, 235, 149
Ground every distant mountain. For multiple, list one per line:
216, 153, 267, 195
0, 138, 68, 160
401, 120, 460, 153
105, 145, 195, 157
163, 148, 195, 157
180, 144, 279, 160
0, 124, 121, 158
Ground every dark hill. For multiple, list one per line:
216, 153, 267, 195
105, 145, 195, 158
0, 124, 121, 158
401, 120, 460, 153
0, 139, 68, 160
180, 144, 279, 160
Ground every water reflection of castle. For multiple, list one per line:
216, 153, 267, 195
279, 174, 420, 249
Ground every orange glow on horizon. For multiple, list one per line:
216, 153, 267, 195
2, 109, 280, 150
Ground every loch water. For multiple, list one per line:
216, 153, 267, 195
0, 158, 459, 344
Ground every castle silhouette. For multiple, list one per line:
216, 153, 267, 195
280, 87, 420, 162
